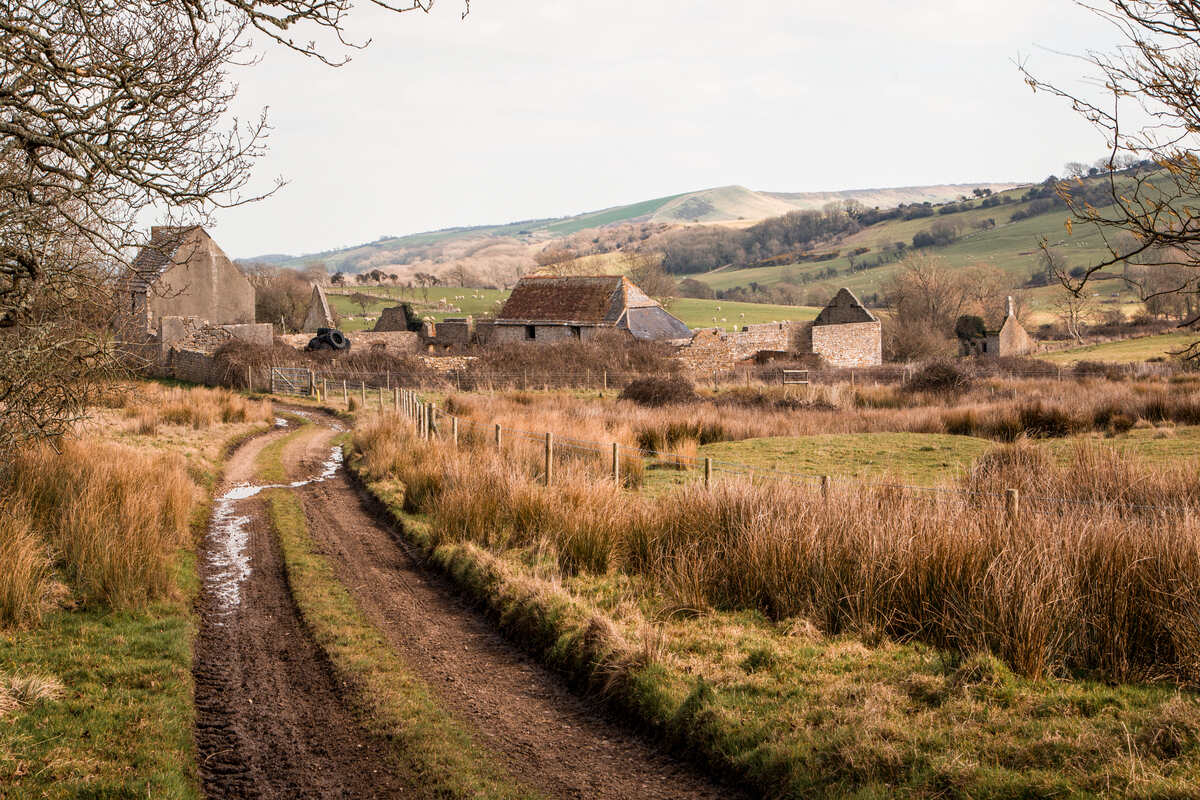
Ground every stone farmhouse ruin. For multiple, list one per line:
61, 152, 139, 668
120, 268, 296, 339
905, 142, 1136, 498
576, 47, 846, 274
120, 226, 255, 328
959, 297, 1035, 357
677, 288, 882, 372
116, 226, 272, 379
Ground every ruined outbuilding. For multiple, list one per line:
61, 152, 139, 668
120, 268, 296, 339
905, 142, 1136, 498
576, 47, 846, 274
803, 287, 882, 367
492, 275, 692, 344
302, 284, 336, 332
119, 226, 255, 331
959, 297, 1035, 357
676, 287, 881, 374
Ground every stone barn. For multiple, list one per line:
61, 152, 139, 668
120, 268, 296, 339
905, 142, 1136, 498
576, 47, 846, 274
801, 288, 882, 367
119, 226, 255, 331
960, 297, 1034, 357
491, 275, 692, 344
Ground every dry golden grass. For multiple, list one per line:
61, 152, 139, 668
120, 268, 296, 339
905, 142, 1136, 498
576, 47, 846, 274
0, 502, 52, 627
355, 413, 1200, 683
3, 438, 196, 611
111, 383, 274, 431
440, 373, 1200, 453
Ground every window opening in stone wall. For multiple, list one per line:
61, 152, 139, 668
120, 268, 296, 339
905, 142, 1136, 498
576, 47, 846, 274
525, 325, 536, 340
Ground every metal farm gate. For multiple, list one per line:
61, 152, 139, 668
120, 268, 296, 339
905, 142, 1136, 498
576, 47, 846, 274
270, 367, 314, 396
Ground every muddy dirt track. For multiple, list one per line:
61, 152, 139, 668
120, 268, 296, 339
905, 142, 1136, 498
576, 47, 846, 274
195, 412, 746, 800
194, 425, 412, 799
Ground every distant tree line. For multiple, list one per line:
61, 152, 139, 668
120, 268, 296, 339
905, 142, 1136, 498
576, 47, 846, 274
657, 204, 864, 275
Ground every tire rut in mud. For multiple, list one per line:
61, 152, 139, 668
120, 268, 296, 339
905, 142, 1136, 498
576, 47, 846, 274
287, 417, 748, 800
193, 427, 412, 799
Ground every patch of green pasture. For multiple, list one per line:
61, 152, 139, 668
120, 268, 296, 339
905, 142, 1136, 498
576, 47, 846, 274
668, 298, 818, 329
328, 288, 510, 332
0, 590, 199, 799
1038, 331, 1198, 363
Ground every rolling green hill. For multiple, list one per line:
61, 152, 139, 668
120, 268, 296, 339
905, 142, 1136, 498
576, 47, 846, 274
249, 181, 1016, 273
692, 181, 1137, 319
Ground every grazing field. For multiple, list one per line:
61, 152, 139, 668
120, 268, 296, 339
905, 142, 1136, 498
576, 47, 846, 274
1038, 330, 1198, 363
0, 383, 273, 797
350, 367, 1200, 798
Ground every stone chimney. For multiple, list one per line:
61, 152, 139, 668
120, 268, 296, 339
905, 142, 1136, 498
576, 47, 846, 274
1006, 296, 1015, 318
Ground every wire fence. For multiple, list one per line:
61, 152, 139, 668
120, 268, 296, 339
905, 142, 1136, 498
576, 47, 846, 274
256, 356, 1185, 397
341, 384, 1198, 520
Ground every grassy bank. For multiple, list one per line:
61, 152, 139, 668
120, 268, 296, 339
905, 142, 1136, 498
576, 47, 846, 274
0, 382, 273, 798
257, 424, 537, 800
350, 411, 1200, 798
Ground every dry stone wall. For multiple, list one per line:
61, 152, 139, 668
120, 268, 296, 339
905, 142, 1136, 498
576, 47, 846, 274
810, 321, 882, 367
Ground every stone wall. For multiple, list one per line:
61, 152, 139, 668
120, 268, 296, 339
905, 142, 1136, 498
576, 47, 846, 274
997, 317, 1035, 356
145, 229, 255, 326
279, 330, 420, 356
373, 306, 413, 332
675, 322, 797, 375
488, 323, 604, 345
169, 348, 218, 385
810, 321, 882, 367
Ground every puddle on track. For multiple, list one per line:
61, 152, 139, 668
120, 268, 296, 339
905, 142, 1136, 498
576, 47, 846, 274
204, 444, 343, 619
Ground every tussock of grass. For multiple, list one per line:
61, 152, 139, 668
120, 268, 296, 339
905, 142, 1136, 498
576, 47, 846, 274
2, 438, 195, 613
0, 502, 53, 627
113, 382, 274, 431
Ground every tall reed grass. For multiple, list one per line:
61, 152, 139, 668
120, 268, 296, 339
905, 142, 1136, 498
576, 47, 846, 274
355, 415, 1200, 683
442, 373, 1200, 453
1, 438, 195, 616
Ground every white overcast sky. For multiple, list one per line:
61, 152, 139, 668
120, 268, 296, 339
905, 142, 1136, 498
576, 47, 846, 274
217, 0, 1120, 259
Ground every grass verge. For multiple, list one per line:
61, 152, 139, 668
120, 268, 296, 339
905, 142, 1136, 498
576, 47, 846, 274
0, 408, 272, 798
258, 430, 537, 800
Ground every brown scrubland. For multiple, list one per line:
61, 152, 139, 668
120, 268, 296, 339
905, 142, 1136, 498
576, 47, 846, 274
357, 370, 1200, 684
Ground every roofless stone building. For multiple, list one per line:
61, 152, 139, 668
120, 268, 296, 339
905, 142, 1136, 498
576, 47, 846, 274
119, 226, 255, 330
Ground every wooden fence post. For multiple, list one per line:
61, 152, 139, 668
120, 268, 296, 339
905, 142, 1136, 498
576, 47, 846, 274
360, 381, 366, 406
704, 457, 712, 488
247, 365, 253, 392
323, 379, 328, 402
379, 385, 385, 409
429, 403, 436, 438
495, 423, 503, 449
612, 442, 619, 483
544, 432, 553, 486
1006, 488, 1019, 522
602, 369, 607, 392
394, 387, 399, 413
452, 417, 459, 447
820, 475, 830, 502
309, 369, 315, 396
342, 380, 347, 405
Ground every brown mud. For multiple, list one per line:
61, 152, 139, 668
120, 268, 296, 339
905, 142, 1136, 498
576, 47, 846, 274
285, 415, 746, 800
193, 423, 411, 799
194, 411, 746, 799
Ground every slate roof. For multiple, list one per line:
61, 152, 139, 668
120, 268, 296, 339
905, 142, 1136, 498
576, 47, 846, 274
813, 287, 878, 325
497, 275, 657, 324
124, 226, 201, 293
624, 305, 693, 341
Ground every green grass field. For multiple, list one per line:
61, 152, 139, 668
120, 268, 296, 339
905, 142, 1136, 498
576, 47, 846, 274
1038, 331, 1198, 363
